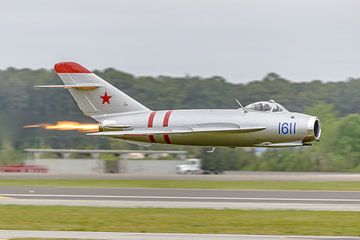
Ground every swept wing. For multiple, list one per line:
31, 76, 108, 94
88, 124, 266, 136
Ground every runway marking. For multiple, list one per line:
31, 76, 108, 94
1, 193, 360, 202
1, 230, 359, 240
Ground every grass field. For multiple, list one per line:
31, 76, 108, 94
1, 205, 359, 236
0, 179, 359, 191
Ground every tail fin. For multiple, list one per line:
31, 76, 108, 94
49, 62, 150, 118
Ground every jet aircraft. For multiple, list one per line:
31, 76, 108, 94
37, 62, 321, 148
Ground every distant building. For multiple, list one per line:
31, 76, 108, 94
25, 149, 188, 174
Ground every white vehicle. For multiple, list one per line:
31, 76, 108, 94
177, 159, 201, 174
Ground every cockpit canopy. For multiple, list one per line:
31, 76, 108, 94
245, 100, 288, 112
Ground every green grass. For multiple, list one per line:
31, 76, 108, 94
0, 205, 359, 236
0, 179, 360, 191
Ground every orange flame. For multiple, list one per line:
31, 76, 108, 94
24, 121, 99, 133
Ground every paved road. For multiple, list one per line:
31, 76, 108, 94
1, 230, 359, 240
1, 186, 359, 211
1, 171, 360, 181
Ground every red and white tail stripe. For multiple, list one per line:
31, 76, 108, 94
53, 62, 150, 118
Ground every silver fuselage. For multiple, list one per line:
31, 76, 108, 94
95, 109, 320, 147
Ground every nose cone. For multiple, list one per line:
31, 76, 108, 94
304, 116, 321, 142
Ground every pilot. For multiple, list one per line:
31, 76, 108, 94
254, 103, 263, 111
262, 103, 271, 111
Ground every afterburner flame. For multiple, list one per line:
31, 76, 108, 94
24, 121, 99, 133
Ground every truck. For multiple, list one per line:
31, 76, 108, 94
176, 158, 224, 174
176, 158, 202, 174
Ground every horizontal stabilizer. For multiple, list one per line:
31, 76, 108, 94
87, 125, 266, 136
36, 83, 102, 90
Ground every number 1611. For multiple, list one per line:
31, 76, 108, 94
278, 122, 296, 135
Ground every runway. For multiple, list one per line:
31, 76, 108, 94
1, 230, 360, 240
1, 171, 360, 181
1, 186, 359, 211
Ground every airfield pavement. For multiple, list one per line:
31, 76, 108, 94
1, 186, 360, 211
1, 172, 360, 239
1, 230, 360, 240
1, 171, 360, 181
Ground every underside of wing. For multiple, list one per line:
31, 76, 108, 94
88, 123, 266, 136
190, 125, 266, 134
88, 129, 174, 136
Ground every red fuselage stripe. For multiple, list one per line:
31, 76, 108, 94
163, 110, 173, 127
163, 134, 172, 144
148, 111, 156, 143
148, 111, 156, 128
163, 110, 173, 144
149, 135, 156, 143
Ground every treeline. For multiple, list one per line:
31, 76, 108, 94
0, 67, 359, 171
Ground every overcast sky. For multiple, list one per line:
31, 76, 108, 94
0, 0, 359, 83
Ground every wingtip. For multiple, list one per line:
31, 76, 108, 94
54, 62, 92, 74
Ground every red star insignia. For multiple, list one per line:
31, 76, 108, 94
100, 92, 112, 104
